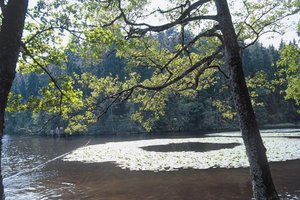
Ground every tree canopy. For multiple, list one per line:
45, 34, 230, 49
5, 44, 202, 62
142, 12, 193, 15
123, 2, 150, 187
2, 0, 299, 199
278, 24, 300, 108
6, 0, 298, 134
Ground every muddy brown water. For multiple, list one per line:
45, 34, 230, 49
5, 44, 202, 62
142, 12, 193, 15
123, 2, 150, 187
2, 132, 300, 200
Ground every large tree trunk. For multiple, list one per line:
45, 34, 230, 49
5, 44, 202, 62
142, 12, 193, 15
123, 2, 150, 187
214, 0, 279, 199
0, 0, 28, 199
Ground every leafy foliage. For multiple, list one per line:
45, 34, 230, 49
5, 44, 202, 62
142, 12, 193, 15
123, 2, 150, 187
5, 0, 300, 134
278, 42, 300, 106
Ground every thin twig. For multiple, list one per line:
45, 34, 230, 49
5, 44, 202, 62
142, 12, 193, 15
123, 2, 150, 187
21, 42, 65, 114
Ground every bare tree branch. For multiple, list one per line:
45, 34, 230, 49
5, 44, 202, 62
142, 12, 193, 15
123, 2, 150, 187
241, 11, 296, 49
97, 93, 122, 120
239, 1, 299, 49
101, 13, 123, 27
156, 0, 190, 14
127, 15, 218, 37
182, 64, 219, 91
212, 65, 229, 79
142, 47, 220, 88
161, 25, 220, 71
116, 0, 217, 37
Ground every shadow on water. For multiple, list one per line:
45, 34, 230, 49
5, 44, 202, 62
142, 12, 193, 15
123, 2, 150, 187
141, 142, 241, 152
1, 131, 300, 200
38, 160, 300, 200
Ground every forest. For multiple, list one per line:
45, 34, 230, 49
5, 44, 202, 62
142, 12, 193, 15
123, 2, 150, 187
5, 39, 300, 135
0, 0, 300, 200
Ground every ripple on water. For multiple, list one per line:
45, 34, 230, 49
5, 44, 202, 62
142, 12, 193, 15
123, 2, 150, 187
2, 131, 300, 200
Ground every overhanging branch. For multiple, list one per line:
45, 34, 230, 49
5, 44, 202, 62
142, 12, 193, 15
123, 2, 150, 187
161, 25, 221, 71
96, 45, 223, 119
21, 42, 65, 115
131, 46, 223, 91
239, 1, 299, 49
116, 0, 217, 37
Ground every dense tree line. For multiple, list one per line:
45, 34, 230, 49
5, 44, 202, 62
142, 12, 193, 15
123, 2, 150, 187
1, 0, 298, 198
5, 39, 300, 134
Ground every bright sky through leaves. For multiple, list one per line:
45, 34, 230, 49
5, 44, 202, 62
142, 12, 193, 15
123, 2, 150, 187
28, 0, 299, 48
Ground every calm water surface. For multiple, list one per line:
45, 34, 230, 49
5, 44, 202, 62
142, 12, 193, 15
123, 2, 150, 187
2, 132, 300, 200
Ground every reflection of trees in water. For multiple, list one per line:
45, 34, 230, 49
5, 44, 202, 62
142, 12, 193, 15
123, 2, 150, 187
141, 142, 241, 152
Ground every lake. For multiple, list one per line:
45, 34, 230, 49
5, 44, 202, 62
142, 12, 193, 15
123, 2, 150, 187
2, 129, 300, 199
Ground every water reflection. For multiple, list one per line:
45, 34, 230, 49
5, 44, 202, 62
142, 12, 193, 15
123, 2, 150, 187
2, 134, 90, 199
1, 131, 300, 200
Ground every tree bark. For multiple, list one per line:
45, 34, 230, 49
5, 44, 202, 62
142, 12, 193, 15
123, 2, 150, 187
0, 0, 28, 199
214, 0, 279, 199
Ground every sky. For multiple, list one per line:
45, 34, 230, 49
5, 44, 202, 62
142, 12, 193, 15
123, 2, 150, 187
28, 0, 299, 48
146, 0, 300, 48
259, 16, 299, 48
